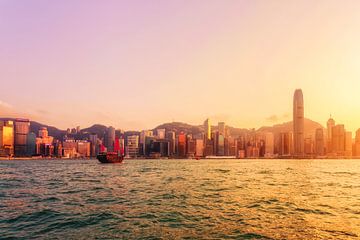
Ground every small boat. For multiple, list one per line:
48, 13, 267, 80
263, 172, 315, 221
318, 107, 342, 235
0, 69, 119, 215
97, 152, 124, 164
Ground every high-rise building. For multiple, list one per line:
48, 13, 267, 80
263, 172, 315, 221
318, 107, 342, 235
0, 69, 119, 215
327, 117, 335, 154
186, 135, 196, 158
26, 132, 36, 156
140, 130, 153, 155
264, 132, 274, 158
14, 119, 30, 156
204, 119, 211, 141
157, 129, 166, 139
107, 126, 115, 152
195, 139, 204, 157
280, 132, 293, 156
0, 120, 14, 156
89, 133, 98, 157
355, 129, 360, 157
177, 132, 186, 158
38, 127, 48, 138
126, 135, 139, 158
304, 137, 314, 156
166, 131, 176, 156
217, 133, 225, 156
315, 128, 325, 156
345, 131, 352, 157
332, 124, 345, 156
218, 122, 226, 137
293, 89, 304, 157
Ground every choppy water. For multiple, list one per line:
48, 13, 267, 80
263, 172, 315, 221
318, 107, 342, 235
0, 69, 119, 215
0, 159, 359, 239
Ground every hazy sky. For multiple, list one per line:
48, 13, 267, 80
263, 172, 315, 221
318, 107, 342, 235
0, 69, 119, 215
1, 0, 360, 132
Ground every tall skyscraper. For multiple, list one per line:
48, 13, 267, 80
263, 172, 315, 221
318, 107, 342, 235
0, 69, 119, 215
157, 129, 166, 139
177, 132, 187, 158
327, 117, 335, 154
293, 89, 304, 157
218, 122, 226, 136
315, 128, 325, 156
0, 120, 14, 156
14, 119, 30, 156
332, 124, 345, 156
166, 131, 176, 156
355, 129, 360, 157
345, 131, 352, 157
204, 119, 211, 141
107, 126, 115, 152
264, 132, 274, 158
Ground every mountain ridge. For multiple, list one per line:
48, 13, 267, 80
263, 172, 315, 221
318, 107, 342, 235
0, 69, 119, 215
0, 117, 324, 139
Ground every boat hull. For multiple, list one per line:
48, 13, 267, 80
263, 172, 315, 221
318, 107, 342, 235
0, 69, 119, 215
97, 153, 124, 164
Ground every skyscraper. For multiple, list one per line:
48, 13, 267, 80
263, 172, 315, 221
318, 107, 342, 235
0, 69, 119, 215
204, 119, 211, 141
14, 119, 30, 156
355, 129, 360, 157
107, 126, 115, 152
218, 122, 226, 136
315, 128, 325, 156
327, 117, 335, 154
293, 89, 304, 157
332, 124, 345, 156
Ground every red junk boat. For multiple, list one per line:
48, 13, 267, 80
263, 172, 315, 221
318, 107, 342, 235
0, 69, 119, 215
97, 152, 124, 164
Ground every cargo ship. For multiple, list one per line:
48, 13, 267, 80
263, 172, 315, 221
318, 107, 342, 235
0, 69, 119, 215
97, 152, 124, 164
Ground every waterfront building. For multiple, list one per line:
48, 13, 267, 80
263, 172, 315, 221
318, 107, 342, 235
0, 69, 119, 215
315, 128, 325, 156
186, 135, 196, 158
177, 132, 186, 158
140, 130, 153, 155
355, 129, 360, 157
195, 139, 204, 157
89, 133, 98, 157
26, 132, 36, 156
293, 89, 304, 157
204, 139, 214, 156
345, 131, 352, 157
0, 120, 14, 156
304, 137, 314, 156
157, 129, 165, 139
327, 117, 335, 154
217, 133, 225, 156
151, 140, 170, 157
144, 136, 156, 156
264, 132, 274, 158
106, 126, 115, 152
126, 135, 139, 158
204, 119, 211, 141
14, 119, 30, 156
166, 131, 176, 156
280, 132, 293, 157
332, 124, 345, 156
218, 122, 226, 137
77, 141, 91, 157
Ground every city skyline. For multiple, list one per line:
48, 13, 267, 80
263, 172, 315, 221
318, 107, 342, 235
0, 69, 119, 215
1, 1, 360, 131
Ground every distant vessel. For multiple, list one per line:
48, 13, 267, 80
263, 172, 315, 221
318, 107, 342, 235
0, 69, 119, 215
97, 152, 124, 164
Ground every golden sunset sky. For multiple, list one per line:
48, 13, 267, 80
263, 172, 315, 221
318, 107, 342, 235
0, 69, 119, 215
0, 1, 359, 133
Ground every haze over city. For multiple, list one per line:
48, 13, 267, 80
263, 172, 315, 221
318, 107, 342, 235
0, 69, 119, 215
1, 0, 360, 131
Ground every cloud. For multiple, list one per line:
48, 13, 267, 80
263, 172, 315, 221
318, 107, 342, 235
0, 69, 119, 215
266, 113, 291, 123
0, 100, 13, 109
266, 115, 279, 123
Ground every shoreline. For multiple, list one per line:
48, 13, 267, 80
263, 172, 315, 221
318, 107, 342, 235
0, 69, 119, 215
0, 157, 359, 161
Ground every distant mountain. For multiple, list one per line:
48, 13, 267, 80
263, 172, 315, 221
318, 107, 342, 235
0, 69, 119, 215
81, 124, 108, 137
0, 117, 325, 140
0, 118, 66, 139
154, 122, 203, 135
258, 118, 324, 137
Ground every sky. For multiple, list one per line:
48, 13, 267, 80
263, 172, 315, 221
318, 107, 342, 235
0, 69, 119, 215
0, 0, 360, 133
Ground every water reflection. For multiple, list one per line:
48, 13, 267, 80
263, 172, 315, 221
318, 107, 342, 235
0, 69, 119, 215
0, 159, 359, 239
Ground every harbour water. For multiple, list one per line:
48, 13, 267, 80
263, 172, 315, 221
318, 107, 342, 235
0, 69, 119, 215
0, 159, 359, 239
